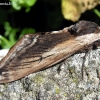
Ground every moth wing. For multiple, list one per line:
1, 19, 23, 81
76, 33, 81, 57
0, 32, 72, 83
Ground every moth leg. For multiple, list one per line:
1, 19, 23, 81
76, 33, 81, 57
57, 63, 62, 74
57, 59, 66, 74
81, 51, 90, 80
35, 91, 41, 100
77, 46, 92, 80
82, 39, 100, 80
96, 68, 100, 80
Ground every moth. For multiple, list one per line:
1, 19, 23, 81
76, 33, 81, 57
0, 20, 100, 83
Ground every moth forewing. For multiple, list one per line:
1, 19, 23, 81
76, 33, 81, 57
0, 20, 100, 83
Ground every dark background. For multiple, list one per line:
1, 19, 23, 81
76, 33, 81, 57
0, 0, 100, 48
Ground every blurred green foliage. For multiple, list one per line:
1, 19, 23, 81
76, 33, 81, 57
0, 0, 36, 49
0, 22, 35, 49
10, 0, 37, 12
0, 22, 19, 48
0, 0, 100, 49
94, 9, 100, 18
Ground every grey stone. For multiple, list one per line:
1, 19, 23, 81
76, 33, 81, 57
0, 49, 100, 100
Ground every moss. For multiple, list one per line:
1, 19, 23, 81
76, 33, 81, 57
63, 93, 68, 97
34, 75, 44, 84
74, 94, 82, 100
73, 77, 79, 84
54, 85, 60, 94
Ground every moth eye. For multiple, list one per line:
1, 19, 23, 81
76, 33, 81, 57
97, 39, 100, 43
41, 32, 46, 35
92, 44, 97, 50
68, 27, 77, 35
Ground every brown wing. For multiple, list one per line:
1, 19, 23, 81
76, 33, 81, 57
0, 31, 74, 83
0, 20, 100, 83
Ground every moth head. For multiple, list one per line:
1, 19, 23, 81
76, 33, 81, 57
68, 20, 99, 36
68, 26, 77, 35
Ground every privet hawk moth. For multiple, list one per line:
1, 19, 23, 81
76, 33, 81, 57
0, 20, 100, 83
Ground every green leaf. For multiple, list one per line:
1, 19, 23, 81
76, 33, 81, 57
94, 9, 100, 18
25, 0, 37, 6
11, 0, 21, 10
0, 35, 12, 49
10, 0, 37, 11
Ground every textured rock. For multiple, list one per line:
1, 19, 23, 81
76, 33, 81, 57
0, 49, 100, 100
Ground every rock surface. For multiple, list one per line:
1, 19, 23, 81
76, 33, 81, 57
0, 49, 100, 100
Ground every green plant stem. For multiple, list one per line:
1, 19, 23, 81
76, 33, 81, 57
0, 35, 11, 46
93, 9, 100, 18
